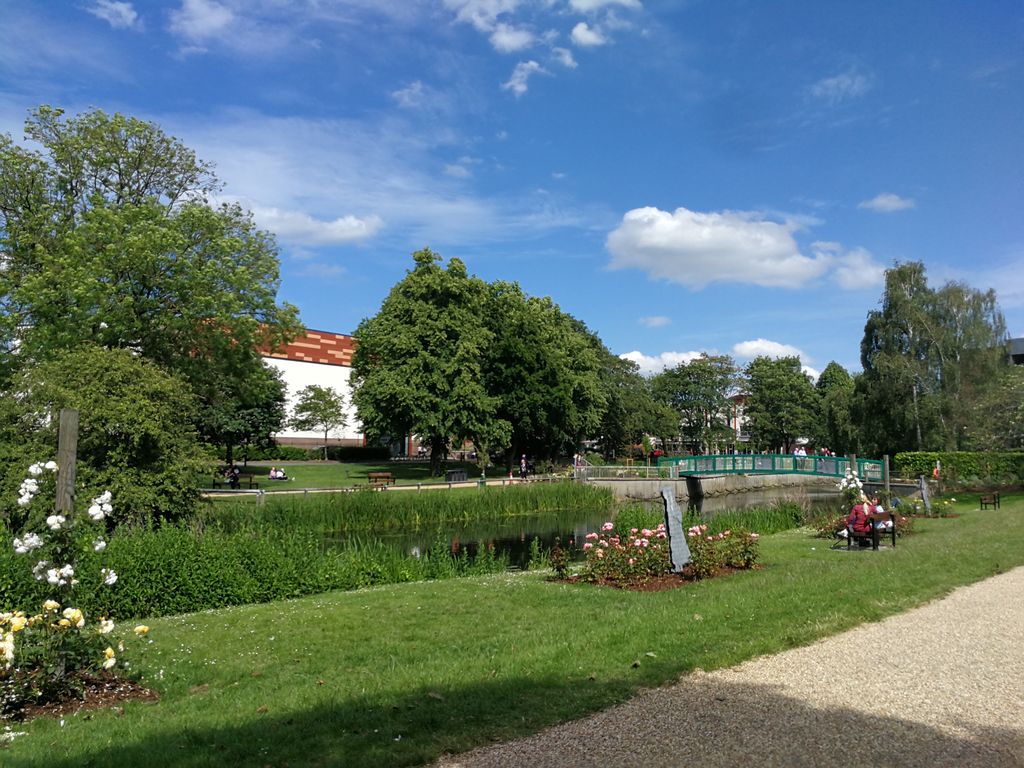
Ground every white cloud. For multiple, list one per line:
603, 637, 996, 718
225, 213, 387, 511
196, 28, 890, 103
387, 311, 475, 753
606, 206, 828, 289
552, 46, 577, 69
392, 80, 426, 108
502, 60, 547, 96
808, 69, 872, 105
571, 22, 607, 47
620, 350, 702, 376
490, 23, 534, 52
638, 316, 670, 328
246, 205, 384, 246
858, 193, 916, 213
169, 0, 233, 44
87, 0, 141, 30
443, 0, 522, 33
444, 163, 472, 178
815, 242, 885, 290
732, 339, 804, 360
570, 0, 642, 10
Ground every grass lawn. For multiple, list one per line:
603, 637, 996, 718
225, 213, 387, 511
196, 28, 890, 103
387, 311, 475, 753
207, 460, 484, 491
6, 497, 1024, 767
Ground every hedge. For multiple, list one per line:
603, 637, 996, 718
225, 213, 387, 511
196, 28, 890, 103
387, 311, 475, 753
894, 451, 1024, 488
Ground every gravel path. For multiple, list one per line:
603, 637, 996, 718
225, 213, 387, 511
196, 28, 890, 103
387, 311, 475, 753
436, 567, 1024, 768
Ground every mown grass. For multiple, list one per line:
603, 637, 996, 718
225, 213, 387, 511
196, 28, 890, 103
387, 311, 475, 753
205, 481, 614, 532
5, 497, 1023, 767
204, 461, 484, 490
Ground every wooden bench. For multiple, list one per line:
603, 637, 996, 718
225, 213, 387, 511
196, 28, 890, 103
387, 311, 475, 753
846, 510, 897, 551
212, 472, 260, 490
367, 472, 396, 488
980, 492, 1000, 510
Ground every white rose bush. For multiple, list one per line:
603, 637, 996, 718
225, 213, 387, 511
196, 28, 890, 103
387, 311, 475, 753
1, 460, 143, 717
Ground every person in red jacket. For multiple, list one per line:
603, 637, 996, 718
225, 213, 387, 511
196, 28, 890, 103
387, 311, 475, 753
845, 495, 874, 545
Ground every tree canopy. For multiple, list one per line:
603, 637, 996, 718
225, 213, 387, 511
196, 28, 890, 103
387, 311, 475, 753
652, 354, 739, 453
290, 385, 348, 459
743, 356, 819, 453
0, 106, 302, 459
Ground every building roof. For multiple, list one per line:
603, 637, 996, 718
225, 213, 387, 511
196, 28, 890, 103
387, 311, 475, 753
260, 329, 356, 367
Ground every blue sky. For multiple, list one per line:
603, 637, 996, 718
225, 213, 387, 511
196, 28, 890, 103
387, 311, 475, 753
2, 1, 1022, 378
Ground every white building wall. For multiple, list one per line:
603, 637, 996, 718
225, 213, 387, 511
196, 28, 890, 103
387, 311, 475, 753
263, 357, 363, 442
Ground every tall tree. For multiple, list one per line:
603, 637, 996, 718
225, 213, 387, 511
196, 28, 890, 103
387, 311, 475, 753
351, 248, 506, 476
815, 361, 858, 455
482, 282, 606, 467
652, 353, 739, 453
290, 385, 348, 460
0, 106, 301, 453
743, 356, 820, 453
595, 355, 675, 459
859, 262, 1008, 455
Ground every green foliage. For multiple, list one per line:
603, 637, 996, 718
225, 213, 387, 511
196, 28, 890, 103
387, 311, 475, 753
324, 445, 392, 462
231, 444, 311, 462
0, 347, 207, 526
894, 451, 1024, 488
652, 353, 739, 453
743, 356, 820, 452
595, 357, 674, 459
289, 385, 348, 460
858, 262, 1008, 455
0, 105, 301, 452
815, 361, 859, 455
579, 519, 671, 585
684, 525, 760, 578
352, 248, 504, 476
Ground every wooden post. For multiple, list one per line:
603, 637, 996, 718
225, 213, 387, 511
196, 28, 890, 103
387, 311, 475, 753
56, 409, 79, 514
883, 454, 891, 496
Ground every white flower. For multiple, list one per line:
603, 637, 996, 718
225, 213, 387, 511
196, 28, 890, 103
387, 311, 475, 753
101, 568, 118, 586
20, 479, 38, 493
44, 461, 58, 471
88, 504, 105, 521
1, 633, 14, 666
46, 515, 66, 531
32, 561, 49, 580
101, 503, 113, 514
12, 533, 43, 554
27, 463, 43, 477
46, 568, 61, 585
93, 538, 107, 553
98, 619, 115, 635
16, 495, 32, 507
59, 564, 74, 579
96, 491, 112, 505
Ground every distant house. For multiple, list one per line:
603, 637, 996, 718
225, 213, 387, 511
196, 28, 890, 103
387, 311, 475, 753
259, 329, 364, 449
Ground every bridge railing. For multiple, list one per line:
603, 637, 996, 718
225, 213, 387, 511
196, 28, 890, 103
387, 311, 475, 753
654, 453, 884, 481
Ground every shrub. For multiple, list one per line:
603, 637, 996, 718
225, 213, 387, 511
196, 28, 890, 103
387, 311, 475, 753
580, 521, 671, 585
325, 446, 391, 462
685, 525, 760, 579
894, 451, 1024, 489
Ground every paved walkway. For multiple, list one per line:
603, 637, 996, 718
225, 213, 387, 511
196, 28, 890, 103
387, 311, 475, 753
437, 567, 1024, 767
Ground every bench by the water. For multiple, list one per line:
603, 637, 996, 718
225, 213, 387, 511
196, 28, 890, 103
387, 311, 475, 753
980, 492, 1000, 510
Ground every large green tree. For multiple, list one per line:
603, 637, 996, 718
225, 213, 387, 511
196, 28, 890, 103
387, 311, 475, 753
652, 353, 739, 453
595, 355, 676, 459
858, 262, 1007, 455
482, 282, 606, 468
815, 361, 858, 455
743, 356, 820, 453
351, 248, 507, 476
0, 106, 301, 455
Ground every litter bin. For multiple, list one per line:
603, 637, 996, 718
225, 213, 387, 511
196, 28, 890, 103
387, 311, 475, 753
445, 469, 468, 482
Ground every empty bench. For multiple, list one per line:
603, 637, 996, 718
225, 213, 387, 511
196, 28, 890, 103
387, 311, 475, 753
980, 492, 1000, 510
367, 472, 396, 488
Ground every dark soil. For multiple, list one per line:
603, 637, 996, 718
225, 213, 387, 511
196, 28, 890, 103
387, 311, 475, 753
9, 671, 159, 722
560, 565, 751, 592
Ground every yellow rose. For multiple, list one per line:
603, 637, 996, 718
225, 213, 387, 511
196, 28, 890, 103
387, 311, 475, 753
9, 616, 26, 633
57, 618, 71, 628
43, 600, 60, 612
62, 608, 85, 628
133, 625, 150, 636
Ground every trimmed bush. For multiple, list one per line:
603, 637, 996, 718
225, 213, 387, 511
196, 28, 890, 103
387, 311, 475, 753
326, 445, 392, 462
894, 451, 1024, 488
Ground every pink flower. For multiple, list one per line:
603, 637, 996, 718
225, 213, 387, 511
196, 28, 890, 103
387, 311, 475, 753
583, 542, 593, 550
601, 522, 614, 531
630, 528, 639, 534
640, 538, 649, 547
628, 558, 635, 565
750, 533, 760, 540
641, 528, 653, 537
707, 536, 714, 541
656, 532, 667, 539
585, 532, 598, 541
596, 550, 604, 559
723, 530, 731, 536
599, 540, 609, 548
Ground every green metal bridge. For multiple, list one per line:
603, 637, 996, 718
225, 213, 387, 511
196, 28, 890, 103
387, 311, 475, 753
656, 453, 885, 481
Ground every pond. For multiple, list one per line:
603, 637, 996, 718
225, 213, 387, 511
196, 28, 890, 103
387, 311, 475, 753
325, 487, 847, 570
